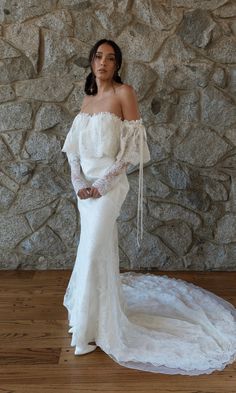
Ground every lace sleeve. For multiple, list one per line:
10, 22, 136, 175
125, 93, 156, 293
62, 117, 90, 195
67, 153, 91, 195
92, 159, 128, 195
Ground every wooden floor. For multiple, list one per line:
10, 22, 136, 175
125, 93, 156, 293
0, 270, 235, 393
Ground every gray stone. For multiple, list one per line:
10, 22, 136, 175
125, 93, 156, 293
1, 0, 57, 23
0, 85, 15, 102
202, 204, 224, 230
0, 213, 31, 248
29, 166, 65, 195
150, 160, 191, 190
73, 57, 90, 69
177, 9, 216, 48
29, 249, 77, 269
147, 123, 177, 153
225, 244, 236, 270
119, 227, 176, 269
16, 76, 74, 102
0, 102, 33, 132
10, 188, 57, 215
34, 9, 73, 35
167, 60, 212, 89
0, 250, 19, 270
0, 56, 35, 83
171, 0, 228, 9
221, 153, 236, 169
5, 23, 40, 71
117, 22, 170, 62
202, 85, 236, 135
203, 178, 228, 201
26, 205, 55, 231
47, 199, 78, 246
213, 2, 236, 17
225, 128, 236, 146
3, 162, 35, 185
0, 185, 15, 209
150, 36, 196, 80
132, 0, 182, 30
211, 66, 227, 88
183, 241, 227, 270
144, 168, 170, 198
95, 6, 132, 36
0, 171, 19, 192
227, 174, 236, 213
172, 91, 200, 123
119, 184, 138, 222
0, 38, 20, 58
199, 168, 230, 181
0, 138, 12, 160
41, 30, 85, 75
173, 125, 229, 167
207, 36, 236, 64
228, 67, 236, 94
215, 213, 236, 243
148, 140, 169, 162
148, 201, 201, 230
24, 133, 61, 162
67, 62, 88, 82
19, 225, 65, 256
65, 84, 85, 114
34, 104, 71, 135
149, 100, 171, 124
154, 221, 192, 256
231, 20, 236, 35
122, 62, 157, 101
172, 190, 211, 212
2, 131, 26, 156
74, 10, 108, 44
58, 0, 92, 10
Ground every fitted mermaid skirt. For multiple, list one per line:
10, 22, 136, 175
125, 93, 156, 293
64, 171, 236, 376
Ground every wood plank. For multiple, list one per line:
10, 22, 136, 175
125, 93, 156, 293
0, 270, 235, 393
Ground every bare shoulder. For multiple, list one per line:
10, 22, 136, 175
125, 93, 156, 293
117, 83, 140, 120
117, 83, 137, 98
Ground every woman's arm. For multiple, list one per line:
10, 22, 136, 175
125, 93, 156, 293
120, 84, 141, 121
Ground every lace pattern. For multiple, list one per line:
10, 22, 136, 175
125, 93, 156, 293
92, 160, 128, 195
67, 153, 90, 194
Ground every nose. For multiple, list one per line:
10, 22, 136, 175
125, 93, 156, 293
100, 56, 107, 65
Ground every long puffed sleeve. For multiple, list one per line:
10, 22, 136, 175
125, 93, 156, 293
62, 118, 90, 195
92, 118, 150, 247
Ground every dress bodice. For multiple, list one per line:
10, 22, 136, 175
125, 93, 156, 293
76, 112, 122, 160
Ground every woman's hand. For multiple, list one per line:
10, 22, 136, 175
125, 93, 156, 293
77, 187, 92, 199
77, 187, 101, 199
90, 186, 102, 198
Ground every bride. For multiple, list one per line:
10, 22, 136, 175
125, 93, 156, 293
62, 38, 236, 375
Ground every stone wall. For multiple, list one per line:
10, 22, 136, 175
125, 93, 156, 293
0, 0, 236, 270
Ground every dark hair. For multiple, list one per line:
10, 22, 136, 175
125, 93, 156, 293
85, 38, 123, 95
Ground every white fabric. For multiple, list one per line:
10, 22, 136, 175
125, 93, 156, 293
62, 111, 236, 375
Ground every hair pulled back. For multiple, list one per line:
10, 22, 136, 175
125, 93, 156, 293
84, 38, 123, 95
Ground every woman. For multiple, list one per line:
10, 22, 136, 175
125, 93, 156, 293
62, 38, 236, 374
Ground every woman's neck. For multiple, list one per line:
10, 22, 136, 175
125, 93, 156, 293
96, 78, 114, 95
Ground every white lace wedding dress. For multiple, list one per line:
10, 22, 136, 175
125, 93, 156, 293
62, 111, 236, 375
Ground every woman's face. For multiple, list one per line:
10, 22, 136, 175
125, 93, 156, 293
91, 43, 117, 81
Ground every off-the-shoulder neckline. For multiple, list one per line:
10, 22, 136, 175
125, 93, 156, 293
78, 111, 142, 123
